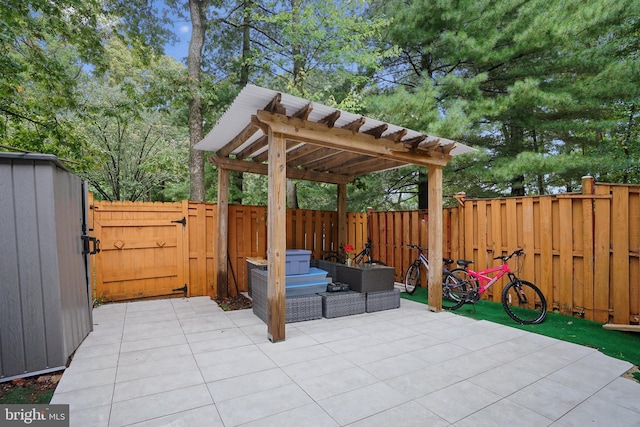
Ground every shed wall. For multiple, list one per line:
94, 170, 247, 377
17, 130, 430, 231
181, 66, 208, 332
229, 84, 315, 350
0, 154, 91, 381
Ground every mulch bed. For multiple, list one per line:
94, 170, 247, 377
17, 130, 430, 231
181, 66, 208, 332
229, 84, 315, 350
213, 294, 252, 311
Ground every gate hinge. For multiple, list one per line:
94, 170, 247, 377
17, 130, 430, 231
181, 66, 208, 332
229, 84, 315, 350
173, 284, 188, 298
171, 216, 186, 227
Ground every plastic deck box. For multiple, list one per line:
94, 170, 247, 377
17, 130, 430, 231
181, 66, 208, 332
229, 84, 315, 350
286, 249, 312, 275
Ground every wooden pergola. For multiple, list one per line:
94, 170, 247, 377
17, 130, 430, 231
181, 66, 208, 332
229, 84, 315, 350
195, 85, 475, 342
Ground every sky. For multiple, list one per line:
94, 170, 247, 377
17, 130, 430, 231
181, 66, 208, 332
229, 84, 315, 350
164, 19, 191, 63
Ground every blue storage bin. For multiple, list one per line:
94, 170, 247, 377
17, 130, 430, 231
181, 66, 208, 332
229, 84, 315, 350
286, 249, 311, 275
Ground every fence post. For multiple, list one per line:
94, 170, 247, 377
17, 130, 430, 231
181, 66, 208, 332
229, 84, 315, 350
582, 176, 595, 319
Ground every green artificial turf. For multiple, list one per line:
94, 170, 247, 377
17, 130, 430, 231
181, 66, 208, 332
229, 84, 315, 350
402, 287, 640, 369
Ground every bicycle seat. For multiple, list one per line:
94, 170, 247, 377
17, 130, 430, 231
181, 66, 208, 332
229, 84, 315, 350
456, 259, 474, 267
443, 258, 454, 265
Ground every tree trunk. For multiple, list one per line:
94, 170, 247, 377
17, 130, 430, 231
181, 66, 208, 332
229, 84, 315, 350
231, 0, 253, 203
291, 0, 304, 93
510, 175, 525, 196
240, 0, 253, 86
417, 170, 428, 209
287, 180, 298, 209
187, 0, 206, 202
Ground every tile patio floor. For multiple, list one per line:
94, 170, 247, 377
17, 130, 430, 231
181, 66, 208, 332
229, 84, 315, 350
51, 296, 640, 426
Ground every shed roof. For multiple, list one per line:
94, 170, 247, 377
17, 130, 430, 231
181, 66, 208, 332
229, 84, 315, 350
195, 85, 475, 184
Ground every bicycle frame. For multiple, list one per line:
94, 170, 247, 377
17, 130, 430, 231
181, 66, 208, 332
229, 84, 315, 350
417, 252, 429, 269
409, 245, 452, 273
463, 260, 516, 294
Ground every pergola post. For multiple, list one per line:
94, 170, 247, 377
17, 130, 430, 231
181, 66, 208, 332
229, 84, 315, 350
267, 129, 287, 342
427, 165, 443, 311
337, 183, 348, 247
216, 167, 229, 298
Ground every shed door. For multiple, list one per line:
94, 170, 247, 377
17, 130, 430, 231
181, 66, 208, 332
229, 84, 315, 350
93, 217, 187, 301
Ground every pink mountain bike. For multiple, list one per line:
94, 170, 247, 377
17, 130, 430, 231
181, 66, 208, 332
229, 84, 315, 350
449, 249, 547, 324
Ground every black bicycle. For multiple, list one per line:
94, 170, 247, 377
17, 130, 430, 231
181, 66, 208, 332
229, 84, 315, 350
403, 244, 464, 308
322, 240, 386, 265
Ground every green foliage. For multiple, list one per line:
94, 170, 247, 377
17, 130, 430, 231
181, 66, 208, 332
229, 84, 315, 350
74, 40, 190, 201
0, 0, 105, 156
368, 0, 640, 197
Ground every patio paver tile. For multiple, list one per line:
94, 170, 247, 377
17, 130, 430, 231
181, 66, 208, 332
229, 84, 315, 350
215, 383, 313, 426
112, 368, 205, 402
281, 354, 356, 382
294, 366, 379, 401
361, 351, 426, 381
385, 364, 465, 399
509, 377, 592, 420
454, 398, 552, 427
318, 382, 410, 426
239, 403, 339, 427
50, 383, 113, 412
467, 362, 543, 397
109, 384, 213, 427
551, 394, 640, 427
416, 379, 502, 423
115, 354, 198, 383
54, 367, 117, 394
206, 367, 292, 402
347, 401, 449, 427
593, 377, 640, 413
116, 343, 193, 366
127, 404, 224, 427
119, 334, 187, 353
68, 403, 111, 427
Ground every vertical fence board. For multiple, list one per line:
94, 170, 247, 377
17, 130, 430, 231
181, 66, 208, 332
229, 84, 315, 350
582, 193, 595, 320
522, 197, 535, 291
558, 198, 574, 315
539, 197, 554, 310
629, 188, 640, 323
611, 187, 630, 323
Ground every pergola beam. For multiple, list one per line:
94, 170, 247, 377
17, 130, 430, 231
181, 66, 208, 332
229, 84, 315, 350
208, 155, 354, 185
256, 110, 452, 167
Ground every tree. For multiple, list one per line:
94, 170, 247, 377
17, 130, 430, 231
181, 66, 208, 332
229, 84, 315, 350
1, 0, 105, 157
368, 0, 640, 196
75, 41, 190, 201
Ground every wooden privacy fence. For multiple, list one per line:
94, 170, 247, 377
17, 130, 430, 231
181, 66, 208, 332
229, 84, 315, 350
369, 179, 640, 325
89, 194, 366, 301
90, 179, 638, 324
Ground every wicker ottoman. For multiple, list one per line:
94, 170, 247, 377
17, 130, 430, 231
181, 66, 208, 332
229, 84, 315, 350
366, 289, 401, 312
286, 294, 322, 323
252, 282, 322, 324
318, 291, 366, 318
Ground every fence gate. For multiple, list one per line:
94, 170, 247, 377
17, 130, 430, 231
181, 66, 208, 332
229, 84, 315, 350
91, 199, 188, 302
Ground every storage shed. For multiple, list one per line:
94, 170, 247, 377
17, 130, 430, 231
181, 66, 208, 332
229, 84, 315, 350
0, 153, 94, 381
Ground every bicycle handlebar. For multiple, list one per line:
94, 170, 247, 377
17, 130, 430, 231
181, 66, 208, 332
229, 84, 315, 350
407, 244, 427, 252
493, 248, 524, 262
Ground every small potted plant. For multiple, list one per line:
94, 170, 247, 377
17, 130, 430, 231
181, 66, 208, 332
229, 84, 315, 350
343, 244, 355, 266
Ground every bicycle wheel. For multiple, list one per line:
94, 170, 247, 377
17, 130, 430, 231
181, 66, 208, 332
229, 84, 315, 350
441, 271, 471, 310
449, 268, 479, 292
404, 263, 421, 294
501, 280, 547, 324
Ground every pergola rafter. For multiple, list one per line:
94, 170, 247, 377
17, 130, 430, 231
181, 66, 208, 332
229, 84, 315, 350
195, 85, 475, 342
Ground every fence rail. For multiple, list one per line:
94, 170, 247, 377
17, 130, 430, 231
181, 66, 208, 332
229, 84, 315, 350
90, 179, 639, 324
